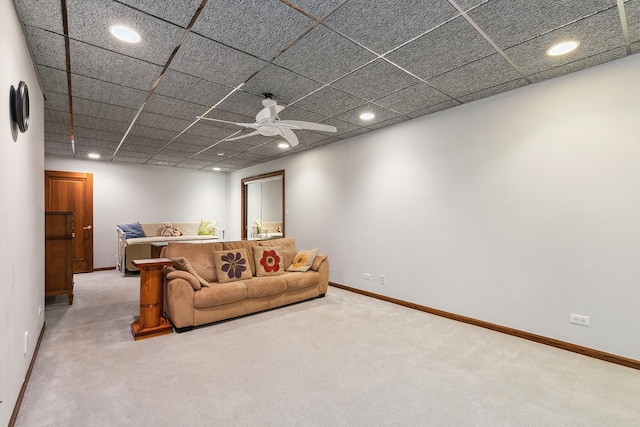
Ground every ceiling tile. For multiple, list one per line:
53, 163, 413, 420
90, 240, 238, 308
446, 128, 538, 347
37, 66, 68, 97
287, 0, 345, 18
45, 148, 74, 157
216, 91, 270, 118
117, 0, 202, 27
198, 109, 256, 130
427, 54, 521, 98
330, 59, 420, 101
14, 0, 63, 33
366, 116, 411, 131
154, 69, 233, 107
25, 27, 66, 69
335, 103, 402, 127
292, 86, 367, 117
312, 137, 341, 147
279, 106, 328, 124
242, 65, 323, 104
338, 128, 372, 140
69, 40, 163, 91
375, 82, 452, 115
75, 127, 122, 142
71, 74, 147, 109
325, 0, 457, 54
66, 0, 184, 66
137, 111, 192, 132
45, 132, 71, 144
468, 0, 615, 49
169, 32, 268, 87
386, 17, 495, 81
505, 8, 626, 77
318, 118, 362, 136
128, 124, 177, 141
45, 109, 70, 126
73, 114, 129, 134
185, 122, 236, 141
173, 133, 214, 148
627, 0, 640, 43
527, 48, 627, 83
407, 100, 460, 119
458, 78, 529, 103
145, 94, 208, 121
274, 25, 376, 83
44, 92, 70, 112
455, 1, 490, 11
72, 98, 137, 123
45, 123, 72, 135
192, 0, 314, 60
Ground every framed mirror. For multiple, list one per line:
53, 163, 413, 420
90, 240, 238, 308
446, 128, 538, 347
241, 170, 284, 240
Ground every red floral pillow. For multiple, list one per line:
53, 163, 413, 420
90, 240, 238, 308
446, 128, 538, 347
253, 246, 285, 277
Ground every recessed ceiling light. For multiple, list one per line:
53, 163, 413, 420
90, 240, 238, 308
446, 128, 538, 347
110, 25, 141, 43
213, 167, 221, 171
157, 161, 168, 165
87, 153, 100, 159
217, 152, 224, 156
547, 41, 578, 56
278, 142, 290, 149
360, 112, 375, 121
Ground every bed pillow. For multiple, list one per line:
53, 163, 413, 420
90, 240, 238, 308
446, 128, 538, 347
198, 219, 217, 235
213, 249, 253, 283
118, 222, 146, 239
287, 249, 319, 272
253, 246, 285, 276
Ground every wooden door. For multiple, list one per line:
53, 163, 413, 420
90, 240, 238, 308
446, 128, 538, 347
45, 171, 94, 273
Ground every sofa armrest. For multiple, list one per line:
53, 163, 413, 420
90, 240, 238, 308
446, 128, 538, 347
166, 270, 201, 291
116, 227, 126, 275
311, 255, 329, 295
164, 275, 196, 328
214, 225, 225, 239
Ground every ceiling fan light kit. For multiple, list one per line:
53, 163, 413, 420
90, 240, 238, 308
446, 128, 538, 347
197, 95, 337, 147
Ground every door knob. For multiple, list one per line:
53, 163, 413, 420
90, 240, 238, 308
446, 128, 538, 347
83, 225, 93, 230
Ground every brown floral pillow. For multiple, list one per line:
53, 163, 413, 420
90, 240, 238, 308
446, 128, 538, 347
253, 246, 284, 276
213, 249, 253, 283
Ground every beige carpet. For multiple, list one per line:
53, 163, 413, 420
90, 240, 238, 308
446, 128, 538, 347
15, 270, 640, 426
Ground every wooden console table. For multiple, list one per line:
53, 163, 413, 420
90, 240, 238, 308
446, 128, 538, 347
131, 258, 173, 340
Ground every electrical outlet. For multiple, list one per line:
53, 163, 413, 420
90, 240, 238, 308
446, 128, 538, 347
380, 274, 386, 285
570, 313, 590, 326
24, 331, 29, 355
39, 304, 43, 316
364, 273, 371, 280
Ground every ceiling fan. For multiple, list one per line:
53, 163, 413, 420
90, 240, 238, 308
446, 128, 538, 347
197, 94, 337, 147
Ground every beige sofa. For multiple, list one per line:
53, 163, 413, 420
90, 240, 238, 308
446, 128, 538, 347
117, 222, 224, 275
160, 237, 328, 331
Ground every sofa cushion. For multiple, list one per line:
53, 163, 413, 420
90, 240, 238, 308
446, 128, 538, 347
244, 276, 287, 298
284, 271, 320, 291
118, 222, 145, 239
259, 237, 297, 269
193, 281, 247, 308
164, 242, 224, 282
198, 219, 217, 235
213, 249, 253, 283
253, 246, 285, 276
287, 248, 319, 272
223, 240, 259, 273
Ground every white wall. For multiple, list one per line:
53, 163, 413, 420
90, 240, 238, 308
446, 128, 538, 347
0, 1, 45, 424
231, 54, 640, 361
44, 157, 229, 268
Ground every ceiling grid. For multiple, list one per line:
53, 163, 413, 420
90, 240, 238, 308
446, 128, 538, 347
12, 0, 638, 172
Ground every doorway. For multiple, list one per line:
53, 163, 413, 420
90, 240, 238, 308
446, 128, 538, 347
45, 170, 94, 273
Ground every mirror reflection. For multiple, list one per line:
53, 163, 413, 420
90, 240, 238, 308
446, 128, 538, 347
242, 171, 284, 240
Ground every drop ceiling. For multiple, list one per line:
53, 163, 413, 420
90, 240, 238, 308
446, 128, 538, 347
13, 0, 640, 172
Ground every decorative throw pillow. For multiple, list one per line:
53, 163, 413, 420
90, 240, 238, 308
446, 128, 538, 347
253, 246, 284, 276
171, 257, 210, 288
213, 249, 253, 283
198, 219, 217, 235
117, 222, 146, 239
287, 249, 319, 272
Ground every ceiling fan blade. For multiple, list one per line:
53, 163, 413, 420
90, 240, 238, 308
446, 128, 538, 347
256, 104, 285, 122
197, 116, 258, 129
278, 120, 337, 133
280, 128, 299, 147
226, 130, 260, 141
